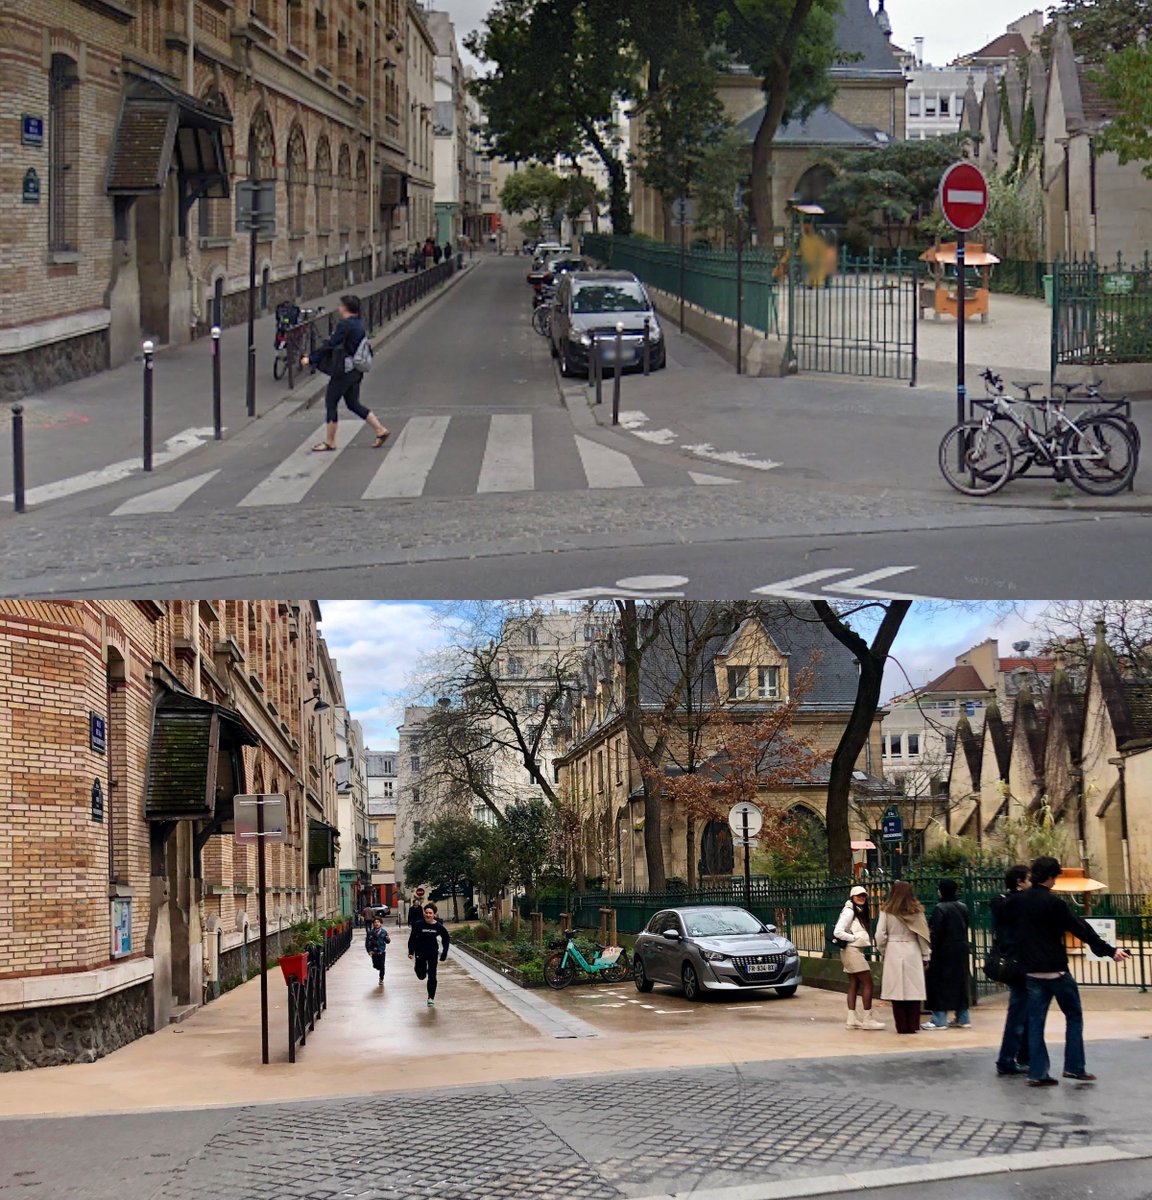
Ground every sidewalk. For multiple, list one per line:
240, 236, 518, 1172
0, 264, 475, 506
580, 316, 1150, 511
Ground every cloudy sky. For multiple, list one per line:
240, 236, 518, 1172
443, 0, 1036, 73
318, 600, 1048, 750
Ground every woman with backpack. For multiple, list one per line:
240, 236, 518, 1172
833, 885, 884, 1030
365, 915, 391, 985
300, 294, 390, 452
876, 880, 932, 1035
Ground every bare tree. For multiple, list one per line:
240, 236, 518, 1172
1034, 600, 1152, 678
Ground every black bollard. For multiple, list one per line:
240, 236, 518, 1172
593, 337, 603, 406
612, 323, 623, 426
211, 326, 222, 440
642, 317, 651, 377
11, 404, 25, 514
142, 340, 155, 472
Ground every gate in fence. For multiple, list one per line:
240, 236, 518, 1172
1050, 252, 1152, 383
786, 248, 919, 381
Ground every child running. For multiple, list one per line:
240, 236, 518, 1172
407, 902, 451, 1006
365, 915, 391, 985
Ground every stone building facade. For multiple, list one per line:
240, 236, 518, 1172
405, 0, 437, 249
0, 599, 346, 1071
551, 609, 887, 889
1, 0, 416, 399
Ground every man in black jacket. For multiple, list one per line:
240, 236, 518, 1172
1015, 857, 1130, 1087
408, 902, 451, 1006
990, 864, 1030, 1075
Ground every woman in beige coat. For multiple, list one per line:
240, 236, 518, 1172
833, 885, 884, 1029
875, 880, 932, 1035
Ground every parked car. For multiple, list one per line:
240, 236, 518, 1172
527, 255, 590, 297
530, 241, 570, 267
549, 270, 666, 377
632, 906, 801, 1000
362, 904, 391, 921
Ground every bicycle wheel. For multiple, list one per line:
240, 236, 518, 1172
602, 953, 632, 984
938, 422, 1015, 496
273, 351, 286, 380
1063, 419, 1138, 496
543, 952, 575, 990
532, 306, 552, 337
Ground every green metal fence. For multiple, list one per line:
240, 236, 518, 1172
530, 871, 1149, 995
1051, 252, 1152, 381
582, 234, 780, 335
989, 258, 1050, 299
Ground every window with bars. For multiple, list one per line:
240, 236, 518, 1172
48, 55, 79, 253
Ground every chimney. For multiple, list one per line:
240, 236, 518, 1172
914, 36, 924, 68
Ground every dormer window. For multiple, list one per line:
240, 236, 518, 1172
727, 666, 750, 700
727, 665, 781, 701
758, 666, 780, 699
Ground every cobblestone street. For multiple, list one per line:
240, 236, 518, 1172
3, 1043, 1151, 1200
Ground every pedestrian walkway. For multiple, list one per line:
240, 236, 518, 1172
0, 266, 468, 505
96, 410, 737, 517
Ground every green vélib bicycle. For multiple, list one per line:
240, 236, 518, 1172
543, 931, 632, 989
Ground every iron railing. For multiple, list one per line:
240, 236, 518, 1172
282, 259, 458, 388
1051, 252, 1152, 382
534, 873, 1149, 996
287, 924, 352, 1062
582, 234, 780, 335
988, 258, 1050, 299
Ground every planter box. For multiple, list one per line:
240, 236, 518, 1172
279, 953, 309, 985
453, 943, 545, 989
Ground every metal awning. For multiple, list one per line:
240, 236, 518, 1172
379, 167, 407, 208
308, 819, 340, 869
144, 690, 258, 821
106, 76, 231, 199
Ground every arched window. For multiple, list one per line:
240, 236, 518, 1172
48, 54, 79, 252
198, 87, 233, 240
699, 820, 735, 878
355, 148, 368, 234
337, 142, 352, 234
784, 805, 828, 868
286, 123, 308, 236
247, 106, 275, 182
314, 136, 333, 234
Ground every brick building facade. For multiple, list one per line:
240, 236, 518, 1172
1, 0, 417, 399
0, 599, 346, 1071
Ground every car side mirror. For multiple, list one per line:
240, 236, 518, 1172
764, 925, 777, 934
661, 929, 681, 941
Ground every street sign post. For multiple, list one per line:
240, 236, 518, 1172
672, 197, 695, 335
236, 181, 277, 421
729, 802, 764, 909
880, 803, 904, 880
939, 162, 989, 436
233, 793, 287, 1065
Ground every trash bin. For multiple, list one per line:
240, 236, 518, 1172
1043, 274, 1053, 307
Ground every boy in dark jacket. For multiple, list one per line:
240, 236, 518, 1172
365, 916, 391, 984
990, 864, 1030, 1074
408, 902, 451, 1006
1015, 857, 1130, 1086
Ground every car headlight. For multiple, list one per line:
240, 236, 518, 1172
577, 332, 592, 346
648, 323, 663, 341
699, 950, 729, 963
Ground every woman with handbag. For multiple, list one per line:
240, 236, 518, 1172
833, 885, 884, 1030
876, 881, 932, 1035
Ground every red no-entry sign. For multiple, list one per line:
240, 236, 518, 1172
939, 162, 988, 233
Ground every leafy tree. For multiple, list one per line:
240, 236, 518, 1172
1094, 46, 1152, 180
821, 132, 977, 249
404, 818, 480, 920
499, 163, 568, 229
471, 822, 515, 923
468, 0, 636, 233
504, 798, 559, 910
715, 0, 844, 240
1040, 0, 1152, 60
557, 172, 607, 235
694, 128, 751, 243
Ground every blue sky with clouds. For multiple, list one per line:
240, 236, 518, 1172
318, 600, 1049, 748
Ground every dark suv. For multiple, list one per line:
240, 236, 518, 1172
549, 270, 666, 378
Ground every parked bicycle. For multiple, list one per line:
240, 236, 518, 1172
273, 302, 323, 380
543, 931, 632, 989
938, 369, 1139, 497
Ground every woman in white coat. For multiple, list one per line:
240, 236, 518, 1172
833, 885, 884, 1029
875, 880, 932, 1035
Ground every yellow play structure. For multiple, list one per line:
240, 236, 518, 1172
918, 242, 1000, 322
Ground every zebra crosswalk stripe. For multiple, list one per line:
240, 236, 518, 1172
238, 421, 359, 508
574, 435, 643, 489
477, 413, 534, 493
362, 415, 451, 499
111, 470, 220, 516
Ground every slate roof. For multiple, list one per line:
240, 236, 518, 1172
831, 0, 903, 78
736, 105, 879, 148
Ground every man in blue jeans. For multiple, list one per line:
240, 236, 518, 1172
990, 864, 1030, 1075
1014, 856, 1131, 1087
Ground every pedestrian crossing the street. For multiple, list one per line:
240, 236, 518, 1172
107, 412, 739, 517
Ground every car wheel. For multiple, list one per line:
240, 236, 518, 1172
682, 962, 702, 1001
634, 956, 654, 993
775, 985, 799, 999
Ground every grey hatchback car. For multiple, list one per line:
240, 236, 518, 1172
633, 906, 802, 1001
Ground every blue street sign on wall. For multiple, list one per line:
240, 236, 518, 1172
881, 804, 903, 843
90, 712, 106, 755
21, 114, 44, 147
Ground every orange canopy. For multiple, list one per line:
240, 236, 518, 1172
919, 242, 1001, 267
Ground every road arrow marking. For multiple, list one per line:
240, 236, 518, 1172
751, 569, 855, 600
752, 567, 937, 601
828, 567, 937, 600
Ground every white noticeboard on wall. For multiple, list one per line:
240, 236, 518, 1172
233, 794, 289, 844
1082, 918, 1117, 960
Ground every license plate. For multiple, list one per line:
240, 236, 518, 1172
743, 962, 773, 974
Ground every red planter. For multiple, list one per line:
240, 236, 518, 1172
279, 953, 309, 985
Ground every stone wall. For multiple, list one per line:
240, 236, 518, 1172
0, 981, 151, 1072
0, 328, 109, 401
216, 928, 291, 995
